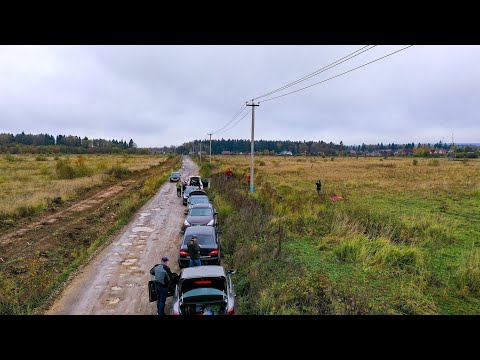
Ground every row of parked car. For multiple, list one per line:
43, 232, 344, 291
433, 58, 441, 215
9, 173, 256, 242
167, 170, 236, 315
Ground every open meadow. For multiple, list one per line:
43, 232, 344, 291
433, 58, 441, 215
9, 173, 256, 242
0, 154, 168, 221
0, 154, 180, 314
204, 155, 480, 314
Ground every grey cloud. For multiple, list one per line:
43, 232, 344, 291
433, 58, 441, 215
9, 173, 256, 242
0, 45, 479, 147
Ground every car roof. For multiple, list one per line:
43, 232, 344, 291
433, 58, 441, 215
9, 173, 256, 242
184, 225, 215, 235
190, 190, 207, 194
189, 175, 201, 179
180, 265, 226, 279
190, 203, 213, 209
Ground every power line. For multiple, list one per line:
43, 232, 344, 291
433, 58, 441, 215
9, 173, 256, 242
210, 103, 248, 135
216, 108, 252, 136
259, 45, 413, 104
252, 45, 376, 101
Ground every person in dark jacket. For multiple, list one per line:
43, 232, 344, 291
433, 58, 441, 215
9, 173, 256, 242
150, 257, 175, 315
187, 236, 201, 267
316, 179, 322, 195
176, 181, 182, 197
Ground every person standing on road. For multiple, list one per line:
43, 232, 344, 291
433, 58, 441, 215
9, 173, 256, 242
187, 236, 201, 267
150, 257, 174, 315
316, 179, 322, 195
176, 181, 182, 197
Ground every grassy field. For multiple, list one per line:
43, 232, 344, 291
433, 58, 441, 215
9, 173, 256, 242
201, 155, 480, 314
0, 154, 181, 314
0, 154, 168, 221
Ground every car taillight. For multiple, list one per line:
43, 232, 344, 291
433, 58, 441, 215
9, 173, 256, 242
208, 250, 219, 256
194, 280, 212, 285
179, 250, 190, 257
227, 307, 235, 315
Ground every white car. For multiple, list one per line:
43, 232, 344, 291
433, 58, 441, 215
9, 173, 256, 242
187, 175, 203, 189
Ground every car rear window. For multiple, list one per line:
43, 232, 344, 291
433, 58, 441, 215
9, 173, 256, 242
184, 187, 198, 195
180, 277, 226, 294
183, 233, 216, 246
189, 208, 213, 216
189, 197, 209, 205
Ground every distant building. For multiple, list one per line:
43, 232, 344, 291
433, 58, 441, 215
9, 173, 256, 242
222, 151, 233, 155
430, 149, 447, 156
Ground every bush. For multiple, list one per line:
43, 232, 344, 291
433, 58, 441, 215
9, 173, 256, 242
74, 156, 93, 177
35, 155, 47, 161
5, 154, 15, 162
56, 158, 76, 179
412, 159, 418, 166
200, 162, 213, 178
455, 249, 480, 296
105, 165, 131, 179
258, 160, 266, 166
428, 159, 440, 166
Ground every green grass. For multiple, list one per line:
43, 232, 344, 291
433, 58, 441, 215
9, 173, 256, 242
203, 156, 480, 314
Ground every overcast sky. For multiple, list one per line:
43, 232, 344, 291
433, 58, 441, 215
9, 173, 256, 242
0, 45, 479, 147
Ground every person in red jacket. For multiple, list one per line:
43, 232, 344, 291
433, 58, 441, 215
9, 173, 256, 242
225, 168, 232, 179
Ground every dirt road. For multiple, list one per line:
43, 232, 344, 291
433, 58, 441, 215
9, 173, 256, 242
46, 156, 198, 314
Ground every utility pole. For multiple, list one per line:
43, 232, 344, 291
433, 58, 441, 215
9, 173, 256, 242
208, 133, 213, 163
247, 101, 259, 193
200, 141, 202, 162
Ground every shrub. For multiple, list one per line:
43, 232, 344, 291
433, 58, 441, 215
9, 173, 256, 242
200, 162, 213, 178
105, 165, 131, 179
5, 154, 15, 162
428, 159, 440, 166
455, 249, 480, 296
35, 156, 47, 161
392, 276, 438, 314
412, 159, 418, 166
74, 156, 93, 177
56, 158, 76, 179
258, 160, 266, 166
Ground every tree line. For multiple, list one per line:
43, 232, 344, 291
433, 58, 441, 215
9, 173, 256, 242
173, 139, 458, 155
0, 132, 144, 154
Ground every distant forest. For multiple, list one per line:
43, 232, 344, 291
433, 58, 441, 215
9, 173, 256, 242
1, 132, 476, 157
174, 139, 456, 155
0, 132, 151, 154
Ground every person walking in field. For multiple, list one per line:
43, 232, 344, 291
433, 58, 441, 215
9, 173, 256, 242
316, 179, 322, 195
225, 168, 232, 179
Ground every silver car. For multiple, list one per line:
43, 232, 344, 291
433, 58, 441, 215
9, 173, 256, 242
170, 172, 181, 182
171, 265, 236, 315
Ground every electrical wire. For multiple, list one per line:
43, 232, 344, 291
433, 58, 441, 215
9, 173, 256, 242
252, 45, 376, 101
216, 108, 252, 136
259, 45, 413, 104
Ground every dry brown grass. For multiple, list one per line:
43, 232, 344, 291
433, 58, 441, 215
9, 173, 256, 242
211, 155, 480, 198
208, 155, 480, 314
0, 154, 170, 218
